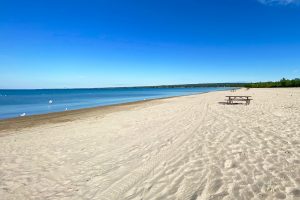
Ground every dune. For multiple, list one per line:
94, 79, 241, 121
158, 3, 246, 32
0, 88, 300, 200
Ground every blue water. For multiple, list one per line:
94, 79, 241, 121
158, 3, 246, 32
0, 87, 231, 119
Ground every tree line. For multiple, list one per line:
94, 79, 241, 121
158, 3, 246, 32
245, 78, 300, 88
148, 78, 300, 88
146, 83, 246, 88
112, 78, 300, 89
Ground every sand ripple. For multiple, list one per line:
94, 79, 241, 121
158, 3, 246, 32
0, 88, 300, 199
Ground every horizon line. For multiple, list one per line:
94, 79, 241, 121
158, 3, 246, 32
0, 82, 248, 90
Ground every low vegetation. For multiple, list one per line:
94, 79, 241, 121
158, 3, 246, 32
245, 78, 300, 88
146, 83, 246, 88
124, 78, 300, 89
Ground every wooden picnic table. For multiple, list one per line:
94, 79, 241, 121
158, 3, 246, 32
225, 96, 252, 105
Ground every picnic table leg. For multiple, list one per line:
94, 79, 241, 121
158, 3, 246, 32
246, 99, 250, 105
227, 98, 231, 104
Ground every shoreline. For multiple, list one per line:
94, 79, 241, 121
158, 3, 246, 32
0, 90, 229, 132
0, 87, 235, 122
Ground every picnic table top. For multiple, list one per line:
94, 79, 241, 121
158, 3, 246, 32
225, 95, 252, 98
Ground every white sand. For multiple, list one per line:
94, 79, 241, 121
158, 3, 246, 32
0, 88, 300, 200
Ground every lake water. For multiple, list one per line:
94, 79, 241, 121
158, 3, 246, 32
0, 87, 231, 119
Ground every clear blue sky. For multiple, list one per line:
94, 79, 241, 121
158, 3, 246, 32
1, 0, 300, 89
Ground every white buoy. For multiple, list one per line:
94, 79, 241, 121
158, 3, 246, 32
20, 113, 26, 117
65, 108, 68, 111
49, 100, 53, 104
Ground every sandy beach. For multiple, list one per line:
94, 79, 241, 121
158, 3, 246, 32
0, 88, 300, 200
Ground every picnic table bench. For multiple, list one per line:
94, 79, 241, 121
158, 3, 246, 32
226, 96, 252, 105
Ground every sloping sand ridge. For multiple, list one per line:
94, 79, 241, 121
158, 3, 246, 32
0, 88, 300, 199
